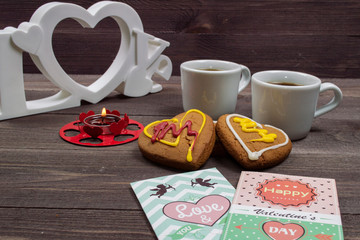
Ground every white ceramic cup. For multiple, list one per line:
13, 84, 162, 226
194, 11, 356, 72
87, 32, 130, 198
180, 60, 251, 120
251, 70, 343, 140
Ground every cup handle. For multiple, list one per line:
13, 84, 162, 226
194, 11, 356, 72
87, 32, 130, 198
314, 82, 343, 118
238, 65, 251, 93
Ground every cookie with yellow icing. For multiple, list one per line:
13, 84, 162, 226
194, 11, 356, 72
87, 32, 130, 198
216, 114, 292, 170
138, 109, 216, 170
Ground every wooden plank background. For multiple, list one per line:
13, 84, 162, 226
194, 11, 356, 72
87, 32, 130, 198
0, 0, 359, 78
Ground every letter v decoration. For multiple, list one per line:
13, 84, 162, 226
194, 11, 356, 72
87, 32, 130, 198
0, 1, 172, 120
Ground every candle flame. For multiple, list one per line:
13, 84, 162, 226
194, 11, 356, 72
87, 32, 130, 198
101, 107, 107, 117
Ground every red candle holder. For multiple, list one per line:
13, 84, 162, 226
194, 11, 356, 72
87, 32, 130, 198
83, 114, 121, 135
59, 108, 143, 147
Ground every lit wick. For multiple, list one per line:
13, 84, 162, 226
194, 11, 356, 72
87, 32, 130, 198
101, 107, 107, 124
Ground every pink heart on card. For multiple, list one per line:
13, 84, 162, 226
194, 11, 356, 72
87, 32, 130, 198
262, 221, 305, 240
163, 195, 230, 226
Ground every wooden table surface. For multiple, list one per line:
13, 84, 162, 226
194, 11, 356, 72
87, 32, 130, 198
0, 74, 359, 239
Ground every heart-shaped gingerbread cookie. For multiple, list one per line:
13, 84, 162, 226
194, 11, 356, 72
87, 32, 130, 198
216, 114, 292, 170
138, 109, 215, 170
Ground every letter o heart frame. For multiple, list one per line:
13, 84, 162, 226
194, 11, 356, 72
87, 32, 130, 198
0, 1, 172, 120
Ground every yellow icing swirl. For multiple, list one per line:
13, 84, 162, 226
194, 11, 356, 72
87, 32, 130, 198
143, 109, 206, 162
233, 117, 277, 143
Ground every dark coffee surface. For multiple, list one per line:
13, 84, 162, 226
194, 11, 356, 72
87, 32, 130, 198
198, 68, 223, 71
268, 81, 303, 86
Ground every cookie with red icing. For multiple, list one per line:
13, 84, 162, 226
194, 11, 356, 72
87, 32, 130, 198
138, 109, 216, 170
216, 114, 292, 170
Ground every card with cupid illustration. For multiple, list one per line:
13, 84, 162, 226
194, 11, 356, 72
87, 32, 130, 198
131, 168, 235, 240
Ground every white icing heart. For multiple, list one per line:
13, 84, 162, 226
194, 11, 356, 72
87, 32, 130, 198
226, 114, 289, 160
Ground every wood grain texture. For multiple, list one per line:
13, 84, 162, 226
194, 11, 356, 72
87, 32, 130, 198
0, 0, 359, 77
0, 74, 359, 239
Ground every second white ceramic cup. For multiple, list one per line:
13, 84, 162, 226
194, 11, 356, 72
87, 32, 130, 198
251, 70, 343, 140
180, 60, 251, 120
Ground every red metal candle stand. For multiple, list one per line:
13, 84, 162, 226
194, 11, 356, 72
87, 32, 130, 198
59, 110, 144, 147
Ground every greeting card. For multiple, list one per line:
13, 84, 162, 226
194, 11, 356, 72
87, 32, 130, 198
131, 168, 235, 239
221, 171, 343, 240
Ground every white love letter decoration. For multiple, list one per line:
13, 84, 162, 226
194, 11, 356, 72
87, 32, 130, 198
0, 1, 172, 120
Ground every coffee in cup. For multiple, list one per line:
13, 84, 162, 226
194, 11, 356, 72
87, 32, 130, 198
251, 70, 343, 140
181, 60, 251, 120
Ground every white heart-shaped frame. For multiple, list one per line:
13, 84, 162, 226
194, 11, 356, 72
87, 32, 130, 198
21, 1, 142, 103
0, 1, 172, 120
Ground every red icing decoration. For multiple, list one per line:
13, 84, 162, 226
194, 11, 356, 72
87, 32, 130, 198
151, 120, 199, 150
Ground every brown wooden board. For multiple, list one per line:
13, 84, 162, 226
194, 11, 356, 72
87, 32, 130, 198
0, 74, 359, 239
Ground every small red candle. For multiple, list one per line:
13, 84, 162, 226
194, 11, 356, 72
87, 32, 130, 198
83, 107, 120, 134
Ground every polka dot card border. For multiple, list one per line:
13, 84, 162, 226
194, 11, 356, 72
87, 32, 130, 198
232, 171, 340, 215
